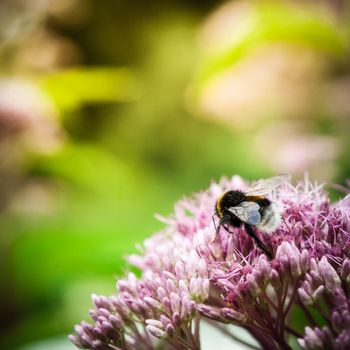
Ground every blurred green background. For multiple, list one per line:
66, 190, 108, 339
0, 0, 349, 349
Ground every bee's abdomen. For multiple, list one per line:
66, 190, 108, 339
253, 197, 271, 207
258, 203, 281, 233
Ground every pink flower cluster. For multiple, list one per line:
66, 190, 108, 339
70, 176, 350, 350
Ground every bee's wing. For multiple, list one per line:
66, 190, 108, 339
228, 201, 261, 225
245, 174, 290, 196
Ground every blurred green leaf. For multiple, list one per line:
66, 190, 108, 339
39, 67, 141, 112
19, 337, 76, 350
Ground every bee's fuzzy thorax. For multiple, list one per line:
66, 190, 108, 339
217, 190, 246, 217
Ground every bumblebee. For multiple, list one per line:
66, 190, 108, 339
214, 175, 290, 259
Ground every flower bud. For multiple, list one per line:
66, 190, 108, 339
178, 279, 189, 293
258, 255, 271, 280
188, 300, 196, 315
197, 304, 226, 322
92, 295, 110, 309
81, 334, 93, 347
298, 288, 313, 306
270, 269, 282, 290
166, 279, 176, 293
162, 256, 172, 271
221, 308, 246, 324
68, 335, 83, 348
318, 257, 341, 292
300, 249, 309, 274
172, 312, 181, 325
170, 293, 181, 314
144, 297, 162, 310
175, 261, 186, 280
166, 323, 175, 336
157, 287, 167, 300
311, 285, 324, 301
162, 297, 172, 313
198, 259, 208, 278
109, 314, 124, 329
246, 274, 260, 295
156, 316, 169, 329
332, 311, 343, 333
303, 326, 323, 349
290, 256, 301, 279
99, 308, 110, 319
146, 325, 166, 338
202, 279, 210, 299
102, 321, 114, 334
146, 319, 164, 328
180, 296, 189, 318
74, 324, 84, 338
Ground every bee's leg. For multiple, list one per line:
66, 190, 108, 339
210, 216, 229, 244
212, 214, 217, 231
210, 215, 219, 244
244, 224, 273, 259
210, 225, 221, 244
224, 225, 236, 234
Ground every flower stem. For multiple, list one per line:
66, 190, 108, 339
194, 314, 201, 349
